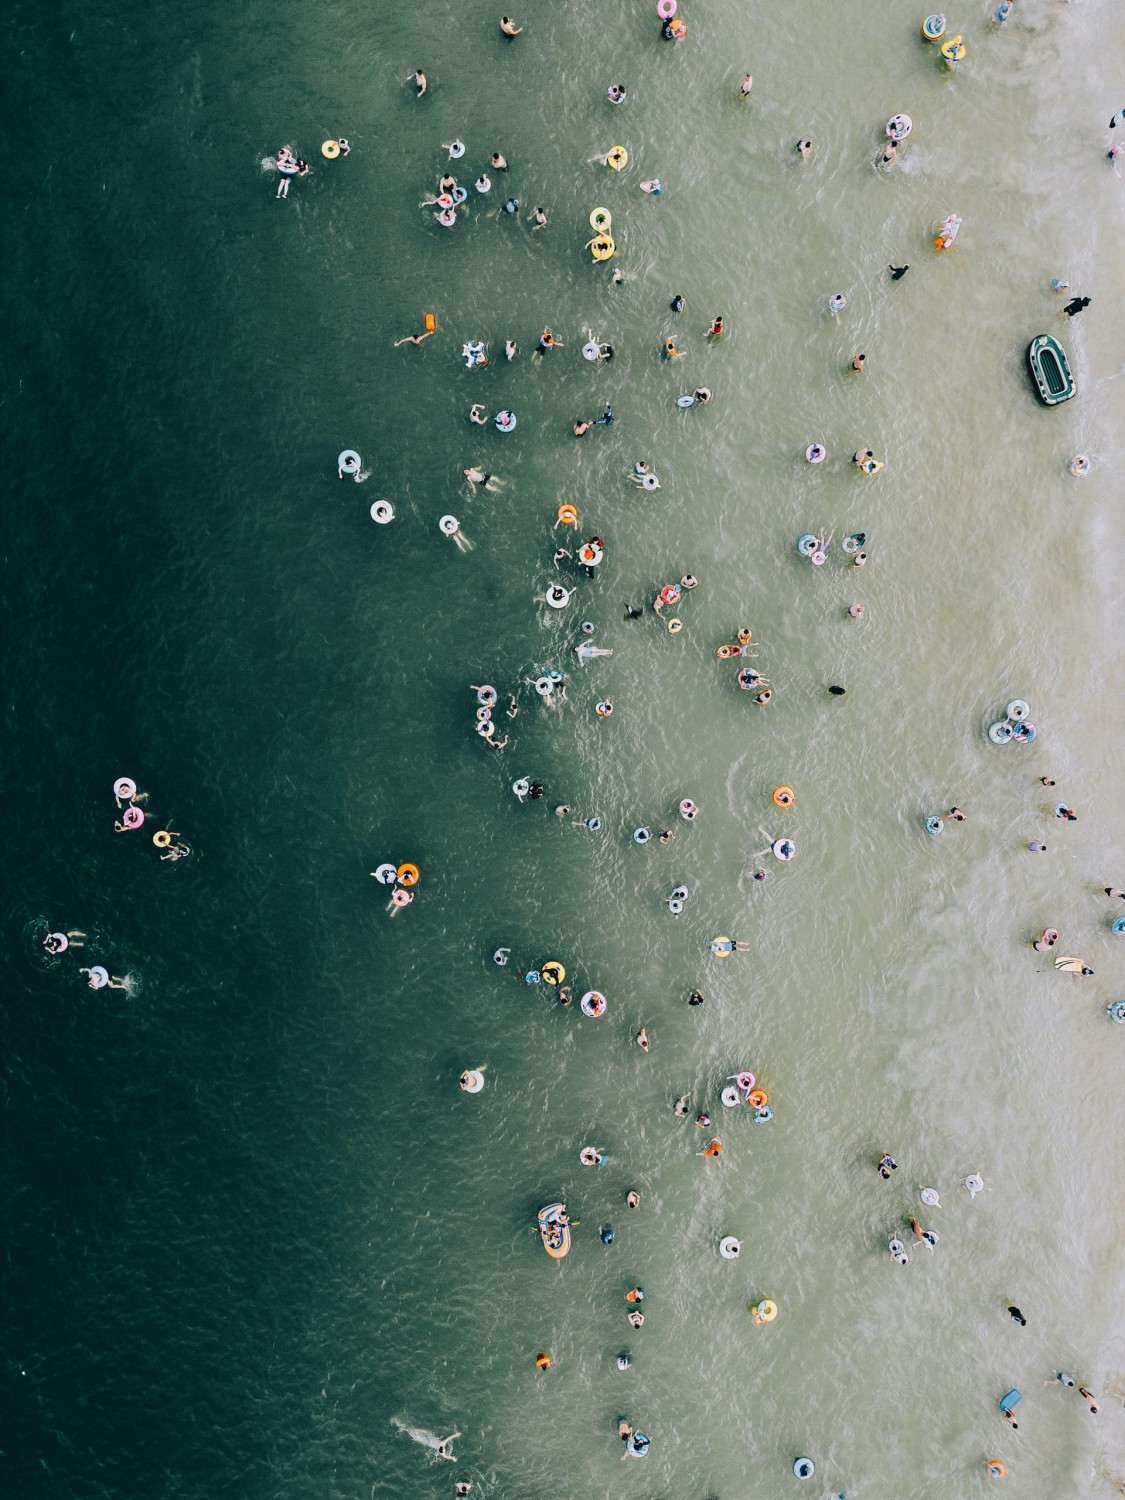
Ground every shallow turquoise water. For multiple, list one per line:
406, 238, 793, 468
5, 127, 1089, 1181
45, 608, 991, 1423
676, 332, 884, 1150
3, 1, 1124, 1496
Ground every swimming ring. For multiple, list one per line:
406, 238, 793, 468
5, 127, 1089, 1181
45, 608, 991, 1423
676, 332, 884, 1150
1006, 699, 1030, 721
805, 444, 826, 463
716, 645, 739, 659
460, 1069, 484, 1093
719, 1236, 741, 1259
580, 621, 595, 634
753, 1105, 773, 1122
439, 515, 461, 536
585, 816, 603, 831
640, 473, 660, 490
152, 830, 172, 848
321, 140, 340, 159
656, 0, 676, 15
436, 193, 454, 208
752, 1300, 778, 1324
579, 542, 603, 565
667, 618, 683, 634
512, 778, 530, 797
988, 721, 1013, 744
886, 113, 913, 141
582, 340, 600, 361
494, 410, 517, 432
396, 863, 420, 887
476, 685, 498, 706
121, 806, 144, 829
679, 798, 698, 820
447, 140, 465, 159
557, 503, 578, 525
922, 13, 947, 39
676, 395, 696, 408
590, 235, 616, 260
580, 989, 607, 1017
534, 677, 554, 696
797, 533, 818, 557
747, 1088, 768, 1109
771, 838, 795, 861
1107, 1001, 1125, 1023
541, 961, 566, 985
940, 35, 966, 61
1069, 455, 1090, 476
633, 827, 651, 845
546, 585, 572, 608
925, 816, 944, 837
987, 1461, 1005, 1479
711, 936, 733, 956
659, 584, 681, 605
113, 777, 137, 800
452, 185, 468, 204
792, 1457, 814, 1479
338, 450, 361, 473
370, 500, 395, 524
1012, 722, 1036, 743
391, 888, 413, 907
721, 1086, 741, 1108
773, 786, 795, 808
372, 863, 397, 884
606, 146, 628, 171
589, 207, 612, 232
1112, 918, 1125, 935
668, 899, 684, 914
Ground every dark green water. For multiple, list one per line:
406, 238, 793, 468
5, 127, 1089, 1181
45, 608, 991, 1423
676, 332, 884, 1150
4, 2, 1124, 1497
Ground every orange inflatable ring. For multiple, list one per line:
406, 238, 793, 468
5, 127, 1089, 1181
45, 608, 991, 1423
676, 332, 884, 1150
716, 644, 739, 659
535, 1351, 552, 1369
986, 1461, 1005, 1479
557, 503, 578, 526
747, 1088, 768, 1109
397, 862, 420, 887
773, 786, 795, 808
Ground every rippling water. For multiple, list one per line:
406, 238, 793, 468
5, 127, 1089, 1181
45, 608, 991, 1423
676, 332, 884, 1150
3, 0, 1124, 1496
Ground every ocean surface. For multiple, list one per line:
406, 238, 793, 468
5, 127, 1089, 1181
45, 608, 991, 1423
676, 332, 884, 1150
3, 0, 1124, 1496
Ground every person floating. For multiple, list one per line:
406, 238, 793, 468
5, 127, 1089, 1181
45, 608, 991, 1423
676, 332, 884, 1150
1062, 296, 1091, 318
499, 17, 523, 36
739, 74, 753, 99
888, 264, 910, 279
43, 929, 85, 953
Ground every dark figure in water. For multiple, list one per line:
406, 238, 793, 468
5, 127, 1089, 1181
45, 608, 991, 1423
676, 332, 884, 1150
1063, 296, 1091, 317
624, 603, 643, 619
888, 264, 909, 280
829, 685, 846, 696
1007, 1306, 1026, 1326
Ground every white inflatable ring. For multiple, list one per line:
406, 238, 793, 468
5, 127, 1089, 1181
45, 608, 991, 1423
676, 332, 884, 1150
719, 1236, 741, 1260
370, 500, 394, 523
460, 1069, 485, 1093
721, 1086, 741, 1108
546, 585, 572, 608
439, 515, 460, 536
338, 449, 361, 472
372, 863, 398, 884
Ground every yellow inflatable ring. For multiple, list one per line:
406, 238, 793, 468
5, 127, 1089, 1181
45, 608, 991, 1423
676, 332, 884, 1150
751, 1299, 778, 1323
153, 830, 172, 848
397, 862, 420, 887
321, 140, 341, 159
607, 146, 628, 171
541, 961, 566, 985
590, 235, 616, 261
557, 503, 578, 525
589, 207, 612, 232
773, 786, 795, 808
747, 1088, 768, 1109
667, 618, 683, 634
940, 35, 965, 60
716, 645, 737, 659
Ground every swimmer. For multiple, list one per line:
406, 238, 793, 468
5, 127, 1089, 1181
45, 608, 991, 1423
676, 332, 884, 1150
1007, 1306, 1026, 1325
1027, 841, 1047, 853
574, 419, 592, 436
829, 684, 847, 696
618, 1420, 634, 1440
888, 264, 910, 279
616, 1353, 631, 1370
488, 734, 509, 751
610, 267, 624, 286
640, 178, 663, 195
504, 339, 517, 360
687, 990, 704, 1006
594, 406, 614, 426
1055, 804, 1078, 821
880, 144, 897, 168
674, 1094, 689, 1116
455, 1485, 473, 1496
693, 387, 712, 404
848, 604, 864, 619
796, 138, 812, 158
1079, 1386, 1099, 1414
878, 1153, 898, 1179
502, 196, 520, 215
598, 343, 614, 361
627, 1311, 644, 1329
636, 1028, 649, 1052
530, 206, 548, 229
623, 603, 643, 619
828, 292, 846, 316
739, 74, 753, 98
535, 328, 562, 355
658, 829, 675, 844
1105, 888, 1125, 899
469, 404, 489, 425
608, 84, 628, 104
554, 804, 570, 817
1002, 1409, 1018, 1429
695, 1111, 711, 1128
850, 353, 867, 373
706, 316, 724, 338
670, 293, 684, 313
79, 968, 127, 990
492, 947, 511, 966
626, 1190, 641, 1208
552, 547, 571, 567
463, 468, 504, 493
43, 929, 86, 953
681, 574, 699, 589
662, 338, 683, 360
948, 807, 967, 822
491, 152, 508, 170
506, 696, 519, 719
393, 325, 436, 346
407, 70, 427, 96
500, 16, 523, 36
439, 174, 456, 192
753, 689, 772, 707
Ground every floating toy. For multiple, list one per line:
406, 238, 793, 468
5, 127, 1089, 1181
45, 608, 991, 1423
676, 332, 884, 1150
580, 989, 607, 1017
